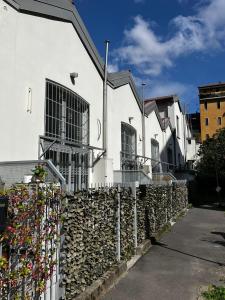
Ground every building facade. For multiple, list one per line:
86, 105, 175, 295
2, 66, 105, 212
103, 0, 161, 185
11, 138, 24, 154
199, 82, 225, 142
145, 95, 190, 169
0, 0, 197, 192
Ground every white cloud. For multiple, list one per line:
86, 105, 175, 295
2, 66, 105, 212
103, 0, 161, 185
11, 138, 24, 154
108, 63, 119, 73
147, 81, 189, 98
113, 0, 225, 76
132, 75, 197, 111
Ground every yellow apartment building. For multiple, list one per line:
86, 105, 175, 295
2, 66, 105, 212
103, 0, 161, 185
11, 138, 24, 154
199, 82, 225, 142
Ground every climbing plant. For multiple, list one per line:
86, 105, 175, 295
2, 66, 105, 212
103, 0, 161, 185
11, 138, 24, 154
0, 166, 62, 300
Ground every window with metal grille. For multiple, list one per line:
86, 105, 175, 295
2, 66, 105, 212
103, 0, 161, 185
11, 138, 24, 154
121, 122, 137, 170
44, 80, 89, 191
45, 80, 89, 145
151, 139, 160, 173
176, 116, 180, 138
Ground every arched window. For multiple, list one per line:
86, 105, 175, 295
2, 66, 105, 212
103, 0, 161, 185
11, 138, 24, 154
45, 80, 89, 145
44, 80, 89, 191
121, 122, 137, 170
151, 139, 160, 173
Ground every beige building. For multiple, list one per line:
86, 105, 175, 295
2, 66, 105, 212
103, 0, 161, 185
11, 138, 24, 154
199, 82, 225, 142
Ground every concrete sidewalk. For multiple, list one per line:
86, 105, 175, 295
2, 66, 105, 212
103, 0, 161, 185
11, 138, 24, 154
103, 205, 225, 300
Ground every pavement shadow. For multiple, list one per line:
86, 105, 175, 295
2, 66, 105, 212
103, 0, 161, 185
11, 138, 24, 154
211, 231, 225, 239
201, 231, 225, 248
194, 203, 225, 212
151, 238, 225, 267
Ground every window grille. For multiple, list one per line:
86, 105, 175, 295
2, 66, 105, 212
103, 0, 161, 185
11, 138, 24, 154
151, 139, 160, 173
121, 122, 137, 170
45, 80, 89, 145
176, 116, 180, 137
44, 80, 89, 191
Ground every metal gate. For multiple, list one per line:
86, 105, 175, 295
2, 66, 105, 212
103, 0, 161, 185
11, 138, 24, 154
41, 138, 89, 192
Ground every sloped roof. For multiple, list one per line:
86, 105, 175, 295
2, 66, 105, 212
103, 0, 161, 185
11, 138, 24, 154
145, 94, 183, 114
108, 71, 143, 111
5, 0, 105, 75
145, 94, 179, 104
4, 0, 143, 111
144, 100, 173, 131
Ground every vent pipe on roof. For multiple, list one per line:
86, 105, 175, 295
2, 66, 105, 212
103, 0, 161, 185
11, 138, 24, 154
142, 83, 146, 158
103, 41, 110, 153
103, 40, 110, 182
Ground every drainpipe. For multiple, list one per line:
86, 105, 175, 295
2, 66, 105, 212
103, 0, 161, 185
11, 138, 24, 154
103, 41, 110, 181
142, 83, 146, 158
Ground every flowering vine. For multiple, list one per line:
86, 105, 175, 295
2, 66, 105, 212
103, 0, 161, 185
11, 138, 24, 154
0, 166, 62, 300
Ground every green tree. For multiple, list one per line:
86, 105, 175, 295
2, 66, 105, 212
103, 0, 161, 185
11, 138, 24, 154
196, 128, 225, 182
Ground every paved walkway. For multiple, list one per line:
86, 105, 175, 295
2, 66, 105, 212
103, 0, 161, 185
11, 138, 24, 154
103, 205, 225, 300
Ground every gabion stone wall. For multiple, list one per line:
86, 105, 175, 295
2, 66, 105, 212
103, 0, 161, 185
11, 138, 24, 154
137, 188, 146, 244
172, 181, 188, 217
120, 188, 135, 260
61, 181, 188, 299
61, 189, 118, 299
138, 181, 188, 238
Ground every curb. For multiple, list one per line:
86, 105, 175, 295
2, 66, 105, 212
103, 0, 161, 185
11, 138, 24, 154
74, 240, 151, 300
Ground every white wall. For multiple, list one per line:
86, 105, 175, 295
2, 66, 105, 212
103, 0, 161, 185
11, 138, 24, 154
107, 84, 143, 171
0, 1, 198, 186
0, 1, 103, 162
172, 102, 186, 166
187, 139, 197, 161
145, 110, 164, 174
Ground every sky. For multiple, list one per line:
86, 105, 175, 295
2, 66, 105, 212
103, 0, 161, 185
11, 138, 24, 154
75, 0, 225, 113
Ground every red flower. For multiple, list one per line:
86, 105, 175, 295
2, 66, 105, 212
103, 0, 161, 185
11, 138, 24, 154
7, 226, 16, 234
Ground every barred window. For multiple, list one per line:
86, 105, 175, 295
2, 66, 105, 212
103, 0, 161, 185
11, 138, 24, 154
121, 123, 137, 170
121, 123, 136, 159
151, 139, 160, 173
45, 80, 89, 145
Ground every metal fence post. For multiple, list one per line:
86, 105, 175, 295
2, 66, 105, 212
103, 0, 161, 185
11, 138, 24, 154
132, 182, 138, 249
152, 207, 156, 234
170, 183, 173, 220
117, 185, 121, 262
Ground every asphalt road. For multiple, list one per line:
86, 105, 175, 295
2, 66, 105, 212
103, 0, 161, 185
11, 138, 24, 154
103, 205, 225, 300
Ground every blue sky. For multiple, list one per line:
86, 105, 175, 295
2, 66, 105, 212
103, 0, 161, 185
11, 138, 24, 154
75, 0, 225, 113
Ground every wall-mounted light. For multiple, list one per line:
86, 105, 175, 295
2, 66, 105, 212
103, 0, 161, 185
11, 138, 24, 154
70, 72, 78, 85
129, 117, 134, 124
154, 134, 158, 139
27, 88, 32, 114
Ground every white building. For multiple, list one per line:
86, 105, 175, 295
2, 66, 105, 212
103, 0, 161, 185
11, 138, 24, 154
0, 0, 197, 190
144, 95, 196, 170
0, 1, 198, 298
